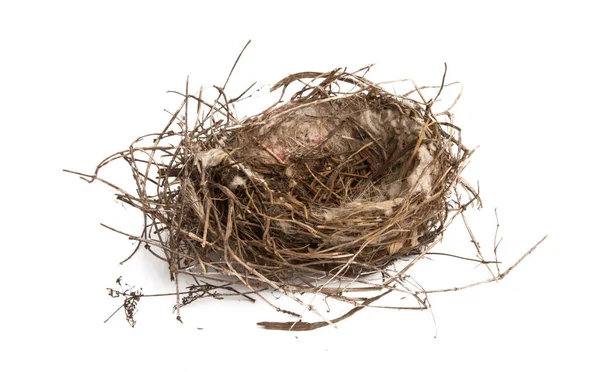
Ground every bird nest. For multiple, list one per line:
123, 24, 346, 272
68, 60, 543, 330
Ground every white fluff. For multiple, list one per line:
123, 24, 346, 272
197, 148, 228, 168
228, 176, 247, 189
407, 145, 434, 196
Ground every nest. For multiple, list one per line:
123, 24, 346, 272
72, 64, 492, 330
185, 73, 462, 273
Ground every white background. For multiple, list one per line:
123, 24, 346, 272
1, 1, 598, 370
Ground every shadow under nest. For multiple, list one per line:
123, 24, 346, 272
79, 67, 481, 330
